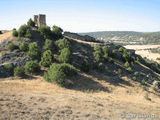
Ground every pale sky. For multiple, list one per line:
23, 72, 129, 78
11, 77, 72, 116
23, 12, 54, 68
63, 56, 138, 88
0, 0, 160, 32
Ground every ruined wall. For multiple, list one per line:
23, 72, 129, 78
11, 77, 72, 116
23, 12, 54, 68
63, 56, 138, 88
34, 14, 46, 27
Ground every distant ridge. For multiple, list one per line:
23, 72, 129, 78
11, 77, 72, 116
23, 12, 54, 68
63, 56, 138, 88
80, 31, 160, 45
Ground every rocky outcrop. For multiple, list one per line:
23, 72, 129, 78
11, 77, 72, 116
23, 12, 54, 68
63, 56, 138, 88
63, 32, 96, 42
0, 52, 32, 77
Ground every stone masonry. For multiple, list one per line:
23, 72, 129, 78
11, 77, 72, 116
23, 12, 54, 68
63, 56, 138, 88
34, 14, 46, 27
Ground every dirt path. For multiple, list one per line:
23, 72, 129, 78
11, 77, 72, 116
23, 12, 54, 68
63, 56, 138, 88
0, 76, 160, 120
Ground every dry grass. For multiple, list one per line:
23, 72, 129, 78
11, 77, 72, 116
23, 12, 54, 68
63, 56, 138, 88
0, 74, 160, 119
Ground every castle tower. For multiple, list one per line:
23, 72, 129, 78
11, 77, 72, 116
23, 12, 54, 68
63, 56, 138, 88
34, 14, 46, 27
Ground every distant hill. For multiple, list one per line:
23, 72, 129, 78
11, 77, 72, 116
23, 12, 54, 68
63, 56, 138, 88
80, 31, 160, 45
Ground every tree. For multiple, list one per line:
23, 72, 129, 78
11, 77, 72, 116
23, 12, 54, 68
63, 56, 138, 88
124, 61, 130, 68
24, 60, 40, 74
38, 26, 52, 39
19, 42, 28, 52
93, 46, 102, 62
27, 18, 35, 27
40, 50, 53, 67
14, 66, 25, 77
58, 48, 71, 63
52, 25, 63, 40
18, 25, 28, 37
12, 30, 18, 37
27, 43, 41, 59
44, 39, 54, 51
25, 29, 32, 38
102, 46, 108, 59
55, 38, 71, 50
8, 43, 18, 51
44, 63, 76, 86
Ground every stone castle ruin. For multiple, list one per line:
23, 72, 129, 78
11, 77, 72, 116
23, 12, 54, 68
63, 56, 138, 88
34, 14, 46, 27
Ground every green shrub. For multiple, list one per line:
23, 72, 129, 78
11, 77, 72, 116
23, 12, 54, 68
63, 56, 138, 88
58, 48, 71, 63
27, 43, 41, 59
0, 31, 2, 34
93, 46, 102, 62
25, 29, 32, 38
19, 42, 28, 52
81, 58, 90, 72
118, 47, 124, 52
8, 43, 18, 51
124, 61, 130, 68
40, 50, 53, 67
112, 49, 117, 56
27, 18, 35, 27
24, 60, 40, 74
132, 76, 136, 81
108, 57, 114, 63
127, 67, 133, 73
142, 86, 147, 91
44, 39, 54, 51
38, 26, 52, 39
52, 25, 63, 40
18, 25, 28, 37
14, 66, 25, 77
102, 46, 108, 59
44, 63, 76, 86
55, 38, 71, 50
4, 64, 13, 72
12, 30, 18, 37
142, 79, 146, 84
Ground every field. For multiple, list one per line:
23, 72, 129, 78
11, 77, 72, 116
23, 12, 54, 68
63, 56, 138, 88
0, 73, 160, 120
125, 45, 160, 63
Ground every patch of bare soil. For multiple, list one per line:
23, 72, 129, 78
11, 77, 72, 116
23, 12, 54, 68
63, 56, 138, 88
0, 31, 15, 44
0, 74, 160, 120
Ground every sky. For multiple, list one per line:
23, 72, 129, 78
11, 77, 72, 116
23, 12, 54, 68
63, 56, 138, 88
0, 0, 160, 32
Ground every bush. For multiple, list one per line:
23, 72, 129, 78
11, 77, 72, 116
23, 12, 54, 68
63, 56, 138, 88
27, 43, 41, 59
97, 62, 105, 72
102, 46, 108, 59
40, 50, 53, 67
93, 46, 102, 62
127, 67, 133, 73
0, 31, 2, 34
111, 49, 117, 56
19, 42, 28, 52
14, 66, 25, 77
44, 63, 76, 86
52, 25, 63, 40
24, 60, 40, 74
27, 18, 35, 27
118, 47, 124, 52
12, 30, 18, 37
38, 26, 52, 39
18, 25, 28, 37
132, 76, 136, 81
25, 29, 32, 38
4, 64, 13, 72
44, 39, 54, 51
8, 43, 18, 51
142, 79, 146, 84
55, 38, 71, 50
58, 48, 71, 63
81, 58, 90, 72
124, 61, 130, 68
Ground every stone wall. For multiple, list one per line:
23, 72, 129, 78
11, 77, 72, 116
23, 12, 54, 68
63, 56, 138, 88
34, 14, 46, 27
